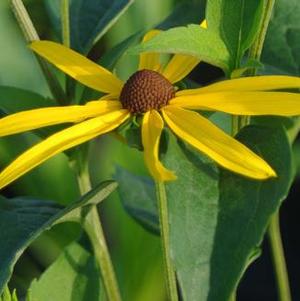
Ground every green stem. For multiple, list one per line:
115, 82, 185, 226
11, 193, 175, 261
76, 150, 122, 301
248, 0, 275, 76
248, 2, 292, 300
60, 0, 75, 102
231, 4, 277, 297
10, 0, 66, 104
84, 208, 122, 301
155, 181, 178, 301
268, 213, 292, 301
231, 116, 240, 136
229, 291, 236, 301
232, 0, 275, 133
61, 0, 70, 48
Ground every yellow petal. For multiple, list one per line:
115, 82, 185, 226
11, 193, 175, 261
177, 75, 300, 96
162, 106, 276, 179
0, 110, 130, 189
138, 30, 162, 71
170, 91, 300, 116
30, 41, 123, 94
142, 110, 176, 181
200, 19, 207, 29
0, 100, 121, 137
162, 55, 200, 84
162, 19, 207, 83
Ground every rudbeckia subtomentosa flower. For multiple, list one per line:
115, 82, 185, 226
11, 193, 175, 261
1, 25, 300, 189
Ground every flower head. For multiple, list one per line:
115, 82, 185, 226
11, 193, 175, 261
0, 27, 300, 188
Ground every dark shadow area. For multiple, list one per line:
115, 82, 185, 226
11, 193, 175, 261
238, 177, 300, 300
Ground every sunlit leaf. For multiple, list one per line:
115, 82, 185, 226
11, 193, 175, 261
130, 24, 230, 72
206, 0, 264, 70
30, 243, 101, 301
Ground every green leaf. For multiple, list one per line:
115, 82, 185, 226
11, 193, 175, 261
208, 125, 292, 300
158, 0, 206, 29
0, 134, 80, 205
0, 86, 55, 115
114, 167, 159, 234
262, 0, 300, 75
0, 181, 117, 294
100, 31, 144, 71
0, 85, 63, 139
206, 0, 264, 70
45, 0, 134, 53
251, 116, 300, 143
81, 31, 145, 102
164, 125, 292, 300
30, 243, 101, 301
163, 133, 220, 301
130, 24, 230, 72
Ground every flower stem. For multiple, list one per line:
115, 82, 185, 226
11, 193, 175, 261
233, 0, 276, 130
268, 213, 292, 301
61, 0, 70, 48
248, 0, 276, 76
248, 2, 292, 299
76, 149, 122, 301
155, 181, 178, 301
84, 208, 122, 301
231, 116, 240, 136
10, 0, 66, 104
60, 0, 75, 102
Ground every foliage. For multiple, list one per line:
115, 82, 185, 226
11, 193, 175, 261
0, 0, 299, 300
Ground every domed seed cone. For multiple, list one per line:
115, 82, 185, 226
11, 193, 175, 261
120, 69, 175, 114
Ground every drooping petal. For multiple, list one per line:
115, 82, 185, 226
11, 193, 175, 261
138, 30, 162, 71
0, 110, 130, 189
162, 106, 276, 179
30, 41, 123, 94
162, 19, 207, 83
142, 110, 176, 181
177, 76, 300, 96
0, 100, 122, 137
170, 91, 300, 116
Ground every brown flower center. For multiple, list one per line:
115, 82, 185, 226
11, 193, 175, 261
120, 69, 175, 114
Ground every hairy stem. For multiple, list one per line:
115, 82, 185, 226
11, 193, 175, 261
10, 0, 66, 103
268, 213, 292, 301
155, 181, 178, 301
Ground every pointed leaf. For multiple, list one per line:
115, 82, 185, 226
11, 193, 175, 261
45, 0, 134, 53
163, 124, 292, 300
0, 181, 117, 294
130, 24, 230, 72
206, 0, 264, 69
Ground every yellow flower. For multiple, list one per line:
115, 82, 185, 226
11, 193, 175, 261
1, 27, 300, 188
